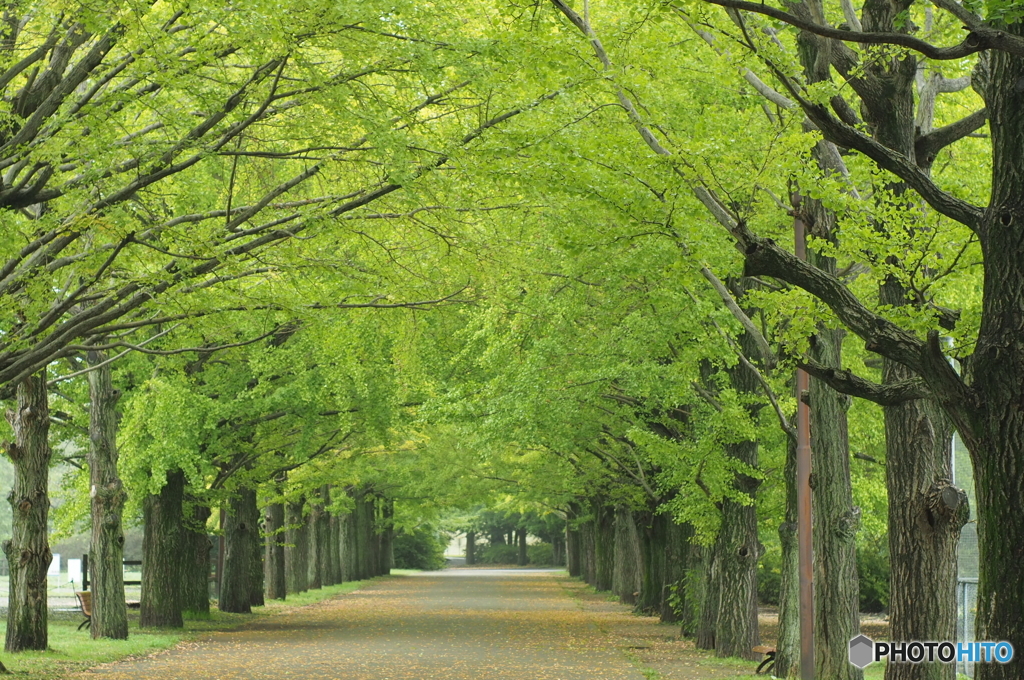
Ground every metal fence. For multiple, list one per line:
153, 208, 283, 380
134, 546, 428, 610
957, 577, 978, 678
954, 431, 979, 678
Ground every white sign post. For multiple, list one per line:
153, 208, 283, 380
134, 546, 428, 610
67, 558, 82, 588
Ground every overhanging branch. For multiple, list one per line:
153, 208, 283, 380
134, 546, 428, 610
697, 0, 1024, 59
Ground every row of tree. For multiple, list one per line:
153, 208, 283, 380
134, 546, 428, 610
1, 2, 1021, 680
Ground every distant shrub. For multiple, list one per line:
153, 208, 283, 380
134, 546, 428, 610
392, 528, 446, 570
477, 543, 518, 564
758, 547, 781, 606
759, 537, 891, 613
527, 543, 554, 565
858, 539, 890, 613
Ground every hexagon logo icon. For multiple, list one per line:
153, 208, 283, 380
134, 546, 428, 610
849, 634, 875, 668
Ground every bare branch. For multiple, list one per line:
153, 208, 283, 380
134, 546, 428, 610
47, 324, 181, 385
916, 108, 988, 165
698, 266, 776, 369
799, 356, 930, 405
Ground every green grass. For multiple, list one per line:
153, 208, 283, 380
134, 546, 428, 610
0, 578, 379, 679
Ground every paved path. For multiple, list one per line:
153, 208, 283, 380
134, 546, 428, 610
79, 569, 644, 680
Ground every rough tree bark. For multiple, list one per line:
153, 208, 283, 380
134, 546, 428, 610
317, 486, 332, 586
634, 510, 664, 614
265, 503, 286, 600
969, 27, 1024, 679
219, 488, 257, 613
884, 369, 966, 680
713, 479, 762, 659
695, 545, 718, 650
359, 493, 378, 578
774, 437, 800, 679
86, 353, 128, 640
854, 5, 969, 676
790, 27, 862, 676
581, 516, 596, 585
342, 511, 356, 581
338, 511, 349, 583
809, 324, 861, 680
379, 497, 393, 575
612, 507, 642, 606
566, 502, 582, 577
180, 502, 211, 616
140, 470, 185, 628
307, 494, 322, 590
660, 518, 690, 624
593, 503, 614, 591
4, 372, 52, 652
713, 328, 763, 660
285, 499, 308, 594
329, 509, 343, 585
249, 503, 264, 607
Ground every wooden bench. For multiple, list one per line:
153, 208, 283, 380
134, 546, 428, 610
753, 645, 776, 675
75, 591, 91, 631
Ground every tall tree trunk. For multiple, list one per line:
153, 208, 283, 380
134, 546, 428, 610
612, 507, 642, 606
141, 470, 185, 628
516, 528, 528, 566
594, 504, 614, 591
343, 510, 357, 581
809, 325, 861, 680
970, 24, 1024, 679
356, 493, 376, 579
341, 512, 353, 582
307, 495, 322, 589
713, 325, 763, 660
695, 545, 718, 650
566, 502, 582, 577
786, 19, 863, 679
249, 502, 264, 607
552, 533, 564, 566
614, 507, 638, 606
581, 516, 596, 585
4, 372, 52, 651
349, 497, 365, 581
884, 369, 965, 680
465, 531, 476, 565
636, 510, 666, 615
712, 444, 761, 659
330, 509, 343, 584
774, 437, 800, 679
679, 539, 705, 636
180, 502, 211, 616
317, 486, 332, 586
660, 518, 690, 623
379, 497, 393, 575
265, 503, 286, 600
855, 6, 967, 675
219, 487, 256, 614
285, 499, 308, 594
86, 353, 128, 640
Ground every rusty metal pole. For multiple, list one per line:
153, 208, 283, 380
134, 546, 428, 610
794, 202, 815, 680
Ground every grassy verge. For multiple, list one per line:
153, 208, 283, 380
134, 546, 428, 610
0, 576, 390, 679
